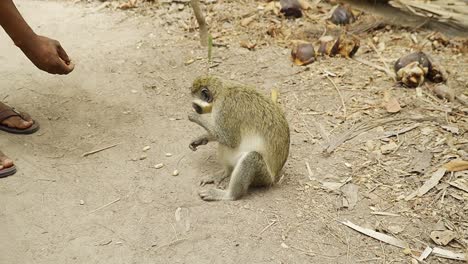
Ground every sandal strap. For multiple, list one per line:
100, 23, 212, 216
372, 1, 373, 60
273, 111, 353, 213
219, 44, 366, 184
0, 108, 22, 122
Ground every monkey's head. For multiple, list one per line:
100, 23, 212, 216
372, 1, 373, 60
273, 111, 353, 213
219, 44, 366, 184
190, 75, 223, 114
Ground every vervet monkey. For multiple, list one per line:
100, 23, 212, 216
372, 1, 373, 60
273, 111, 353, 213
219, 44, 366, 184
188, 75, 290, 201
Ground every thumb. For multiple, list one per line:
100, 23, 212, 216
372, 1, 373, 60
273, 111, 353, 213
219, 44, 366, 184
56, 43, 71, 63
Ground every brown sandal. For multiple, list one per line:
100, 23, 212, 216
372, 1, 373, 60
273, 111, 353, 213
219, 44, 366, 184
0, 104, 40, 134
0, 165, 16, 178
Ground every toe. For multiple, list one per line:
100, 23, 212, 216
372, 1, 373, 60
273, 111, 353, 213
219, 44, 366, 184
2, 116, 33, 129
0, 151, 14, 169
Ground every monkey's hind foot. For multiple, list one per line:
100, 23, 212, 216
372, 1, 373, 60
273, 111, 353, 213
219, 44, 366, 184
199, 188, 232, 201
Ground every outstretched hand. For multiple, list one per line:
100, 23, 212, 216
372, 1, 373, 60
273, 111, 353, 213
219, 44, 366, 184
19, 35, 75, 75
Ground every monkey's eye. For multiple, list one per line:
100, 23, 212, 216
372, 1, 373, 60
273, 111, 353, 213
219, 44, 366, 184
201, 88, 212, 102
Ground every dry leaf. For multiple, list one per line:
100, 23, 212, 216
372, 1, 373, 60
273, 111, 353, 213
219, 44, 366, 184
341, 183, 359, 210
241, 15, 256, 27
448, 178, 468, 193
384, 97, 401, 113
239, 40, 256, 50
118, 0, 137, 9
443, 160, 468, 172
408, 150, 432, 174
265, 1, 281, 15
430, 230, 457, 246
406, 168, 447, 200
432, 84, 455, 101
341, 220, 408, 248
298, 0, 312, 10
441, 125, 460, 134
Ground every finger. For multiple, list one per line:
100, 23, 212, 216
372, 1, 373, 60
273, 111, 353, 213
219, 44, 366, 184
56, 43, 71, 63
53, 60, 75, 75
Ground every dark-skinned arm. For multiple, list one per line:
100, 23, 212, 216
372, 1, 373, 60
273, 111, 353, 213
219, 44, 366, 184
0, 0, 74, 74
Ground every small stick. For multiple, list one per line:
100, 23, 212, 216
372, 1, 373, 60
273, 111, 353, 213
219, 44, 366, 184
88, 198, 121, 214
352, 57, 396, 79
82, 144, 118, 157
305, 162, 314, 181
190, 0, 208, 46
258, 220, 277, 235
153, 238, 187, 251
369, 42, 397, 82
325, 75, 347, 119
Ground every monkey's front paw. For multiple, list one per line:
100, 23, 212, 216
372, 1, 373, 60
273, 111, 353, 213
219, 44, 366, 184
198, 188, 229, 201
189, 138, 208, 151
199, 177, 215, 186
188, 113, 198, 123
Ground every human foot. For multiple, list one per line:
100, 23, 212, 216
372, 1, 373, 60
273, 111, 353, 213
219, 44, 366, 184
0, 102, 39, 134
0, 150, 16, 178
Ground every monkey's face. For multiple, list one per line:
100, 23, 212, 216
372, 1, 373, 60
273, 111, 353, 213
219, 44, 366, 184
190, 76, 220, 114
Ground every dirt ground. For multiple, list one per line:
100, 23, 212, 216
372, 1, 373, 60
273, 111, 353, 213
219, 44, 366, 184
1, 0, 467, 263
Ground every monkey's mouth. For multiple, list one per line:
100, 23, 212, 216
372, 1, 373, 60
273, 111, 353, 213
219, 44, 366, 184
192, 103, 203, 114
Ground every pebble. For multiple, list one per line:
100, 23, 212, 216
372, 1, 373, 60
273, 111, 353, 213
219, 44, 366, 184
154, 163, 164, 169
172, 169, 179, 176
165, 153, 173, 157
380, 142, 398, 154
139, 154, 147, 160
142, 146, 151, 152
79, 200, 85, 205
131, 89, 138, 94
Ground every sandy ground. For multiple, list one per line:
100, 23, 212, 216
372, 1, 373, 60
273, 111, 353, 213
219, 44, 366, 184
1, 1, 467, 264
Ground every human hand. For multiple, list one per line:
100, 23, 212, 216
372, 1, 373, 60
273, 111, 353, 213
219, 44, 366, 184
19, 35, 75, 75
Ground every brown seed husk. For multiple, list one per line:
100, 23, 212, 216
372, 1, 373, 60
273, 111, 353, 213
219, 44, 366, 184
330, 5, 355, 25
291, 42, 316, 66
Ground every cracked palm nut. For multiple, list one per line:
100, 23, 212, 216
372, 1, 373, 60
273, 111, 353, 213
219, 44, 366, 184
394, 52, 430, 88
318, 34, 359, 58
291, 41, 316, 66
330, 5, 355, 25
280, 0, 302, 18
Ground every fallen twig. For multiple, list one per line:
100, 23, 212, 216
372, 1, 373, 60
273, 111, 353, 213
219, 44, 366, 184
153, 238, 187, 251
88, 198, 121, 214
82, 144, 119, 157
305, 161, 314, 181
325, 75, 347, 119
258, 220, 277, 235
369, 42, 396, 82
370, 211, 400, 217
380, 123, 420, 139
352, 57, 396, 79
323, 116, 438, 154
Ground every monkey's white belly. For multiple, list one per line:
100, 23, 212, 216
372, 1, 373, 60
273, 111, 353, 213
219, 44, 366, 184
218, 134, 265, 167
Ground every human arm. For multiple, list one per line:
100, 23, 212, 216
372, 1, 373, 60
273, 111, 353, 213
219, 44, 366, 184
0, 0, 74, 74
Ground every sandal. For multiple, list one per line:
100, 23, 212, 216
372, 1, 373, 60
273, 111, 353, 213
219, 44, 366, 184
0, 104, 40, 134
0, 165, 16, 178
